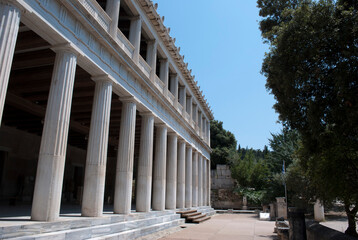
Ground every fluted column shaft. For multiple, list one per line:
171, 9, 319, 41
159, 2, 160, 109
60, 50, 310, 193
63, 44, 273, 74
114, 98, 137, 214
176, 140, 186, 208
185, 146, 192, 208
82, 78, 112, 217
198, 154, 203, 206
0, 2, 20, 126
106, 0, 120, 36
203, 159, 207, 206
208, 159, 211, 205
192, 151, 198, 207
136, 113, 154, 212
166, 133, 177, 209
152, 124, 167, 211
129, 16, 141, 63
31, 47, 77, 221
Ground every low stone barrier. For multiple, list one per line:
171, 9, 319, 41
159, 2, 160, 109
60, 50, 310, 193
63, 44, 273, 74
306, 222, 358, 240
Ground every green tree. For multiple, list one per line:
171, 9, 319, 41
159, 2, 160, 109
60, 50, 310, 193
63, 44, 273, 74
267, 129, 300, 173
210, 120, 238, 168
231, 149, 271, 204
258, 0, 358, 236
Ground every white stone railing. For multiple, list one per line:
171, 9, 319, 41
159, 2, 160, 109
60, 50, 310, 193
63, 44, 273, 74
79, 0, 111, 32
154, 75, 165, 94
167, 91, 175, 105
116, 29, 135, 59
138, 55, 151, 78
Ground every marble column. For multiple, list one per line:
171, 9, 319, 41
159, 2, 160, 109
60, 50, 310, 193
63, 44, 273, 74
208, 159, 211, 205
169, 73, 179, 107
105, 0, 120, 37
192, 151, 198, 207
176, 140, 186, 209
0, 2, 20, 126
152, 124, 167, 211
129, 16, 141, 63
31, 46, 77, 221
185, 145, 192, 208
159, 59, 169, 94
136, 112, 154, 212
113, 97, 137, 214
198, 154, 203, 206
166, 133, 177, 209
203, 158, 207, 206
146, 40, 157, 81
82, 77, 112, 217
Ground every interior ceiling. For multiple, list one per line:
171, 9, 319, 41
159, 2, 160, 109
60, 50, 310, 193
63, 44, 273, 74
3, 24, 143, 158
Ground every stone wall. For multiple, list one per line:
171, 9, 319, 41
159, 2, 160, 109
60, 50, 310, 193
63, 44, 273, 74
211, 164, 242, 209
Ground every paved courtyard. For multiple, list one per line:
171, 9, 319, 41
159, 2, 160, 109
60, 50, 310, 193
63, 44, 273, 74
160, 214, 277, 240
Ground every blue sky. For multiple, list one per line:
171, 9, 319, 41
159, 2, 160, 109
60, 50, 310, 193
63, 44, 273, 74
152, 0, 282, 150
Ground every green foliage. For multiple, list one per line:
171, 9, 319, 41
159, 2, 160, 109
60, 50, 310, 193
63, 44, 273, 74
258, 0, 358, 235
210, 120, 238, 168
231, 149, 271, 204
267, 129, 300, 173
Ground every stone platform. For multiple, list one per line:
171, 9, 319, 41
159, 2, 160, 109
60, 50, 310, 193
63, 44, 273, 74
0, 210, 184, 240
0, 206, 215, 240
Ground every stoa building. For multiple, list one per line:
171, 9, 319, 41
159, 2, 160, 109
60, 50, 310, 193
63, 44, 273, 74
0, 0, 214, 238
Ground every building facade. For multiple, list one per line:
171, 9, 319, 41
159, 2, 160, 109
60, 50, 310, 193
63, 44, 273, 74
0, 0, 213, 226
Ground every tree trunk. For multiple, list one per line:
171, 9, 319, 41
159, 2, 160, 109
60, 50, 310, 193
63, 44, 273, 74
344, 202, 358, 237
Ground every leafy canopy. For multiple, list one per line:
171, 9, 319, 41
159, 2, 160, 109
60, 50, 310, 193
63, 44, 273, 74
258, 0, 358, 235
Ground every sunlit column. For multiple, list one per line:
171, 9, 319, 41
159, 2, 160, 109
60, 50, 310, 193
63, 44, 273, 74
166, 133, 177, 209
152, 124, 167, 211
82, 77, 112, 217
136, 112, 154, 212
176, 139, 186, 209
32, 46, 77, 221
114, 97, 137, 214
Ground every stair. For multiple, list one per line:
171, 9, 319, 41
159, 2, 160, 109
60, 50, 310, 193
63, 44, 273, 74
0, 211, 184, 240
177, 209, 211, 224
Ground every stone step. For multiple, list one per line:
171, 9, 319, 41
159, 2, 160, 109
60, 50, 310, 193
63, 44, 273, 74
0, 211, 180, 239
89, 219, 184, 240
187, 213, 206, 221
192, 216, 211, 223
182, 212, 201, 218
177, 209, 196, 215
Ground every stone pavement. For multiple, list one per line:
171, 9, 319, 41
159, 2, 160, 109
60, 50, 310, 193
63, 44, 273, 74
159, 214, 278, 240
